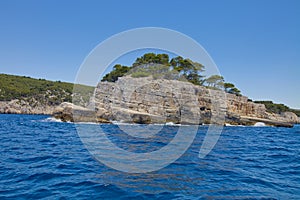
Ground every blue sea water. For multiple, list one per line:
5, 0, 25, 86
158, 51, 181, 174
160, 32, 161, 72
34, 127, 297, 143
0, 114, 299, 199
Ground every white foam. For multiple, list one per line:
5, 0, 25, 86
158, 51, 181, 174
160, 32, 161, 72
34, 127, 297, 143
224, 123, 245, 127
165, 122, 175, 126
42, 118, 99, 124
165, 122, 182, 126
111, 121, 185, 126
75, 122, 98, 125
42, 117, 64, 123
254, 122, 266, 127
111, 121, 140, 126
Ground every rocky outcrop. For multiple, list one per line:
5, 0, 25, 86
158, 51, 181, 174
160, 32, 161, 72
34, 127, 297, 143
92, 77, 214, 125
52, 102, 110, 123
0, 99, 55, 115
0, 94, 90, 116
239, 116, 294, 128
52, 77, 299, 127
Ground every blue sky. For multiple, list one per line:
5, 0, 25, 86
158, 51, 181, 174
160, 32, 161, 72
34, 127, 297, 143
0, 0, 299, 108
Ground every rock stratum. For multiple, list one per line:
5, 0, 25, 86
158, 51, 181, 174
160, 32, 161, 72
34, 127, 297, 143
53, 77, 299, 127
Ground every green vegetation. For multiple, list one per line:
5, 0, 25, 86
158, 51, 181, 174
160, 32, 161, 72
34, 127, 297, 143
254, 100, 300, 117
0, 74, 93, 106
130, 64, 176, 80
132, 53, 170, 67
102, 64, 130, 82
170, 56, 205, 85
292, 109, 300, 117
224, 82, 241, 96
204, 75, 224, 89
101, 53, 241, 95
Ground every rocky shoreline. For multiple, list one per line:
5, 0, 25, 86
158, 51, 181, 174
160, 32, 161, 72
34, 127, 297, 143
0, 99, 56, 115
51, 77, 299, 128
1, 76, 298, 127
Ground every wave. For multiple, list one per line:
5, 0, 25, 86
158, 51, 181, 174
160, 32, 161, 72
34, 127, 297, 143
40, 117, 65, 123
40, 117, 98, 125
111, 121, 184, 126
225, 122, 270, 127
39, 118, 268, 128
74, 121, 99, 125
254, 122, 266, 127
225, 123, 245, 127
165, 122, 182, 126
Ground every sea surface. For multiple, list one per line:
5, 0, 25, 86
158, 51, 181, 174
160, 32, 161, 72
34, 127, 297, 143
0, 114, 299, 199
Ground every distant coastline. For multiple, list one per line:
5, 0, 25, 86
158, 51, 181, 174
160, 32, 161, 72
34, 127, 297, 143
0, 73, 93, 115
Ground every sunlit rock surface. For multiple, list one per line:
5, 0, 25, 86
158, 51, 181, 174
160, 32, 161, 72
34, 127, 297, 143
53, 77, 298, 127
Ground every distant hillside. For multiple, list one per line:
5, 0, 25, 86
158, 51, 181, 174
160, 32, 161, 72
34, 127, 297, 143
254, 101, 300, 117
0, 74, 93, 107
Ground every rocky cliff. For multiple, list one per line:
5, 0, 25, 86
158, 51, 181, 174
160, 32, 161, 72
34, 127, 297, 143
0, 99, 56, 115
53, 77, 299, 127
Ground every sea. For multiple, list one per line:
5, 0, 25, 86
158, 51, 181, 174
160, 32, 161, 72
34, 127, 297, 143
0, 114, 299, 199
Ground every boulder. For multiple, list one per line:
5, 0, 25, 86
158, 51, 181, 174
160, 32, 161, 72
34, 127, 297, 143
53, 102, 110, 123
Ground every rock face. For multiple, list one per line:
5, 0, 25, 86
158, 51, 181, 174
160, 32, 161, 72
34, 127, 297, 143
0, 99, 55, 115
93, 77, 216, 125
53, 77, 299, 127
52, 102, 110, 123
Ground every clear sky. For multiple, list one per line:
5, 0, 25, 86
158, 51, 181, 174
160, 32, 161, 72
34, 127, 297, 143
0, 0, 299, 108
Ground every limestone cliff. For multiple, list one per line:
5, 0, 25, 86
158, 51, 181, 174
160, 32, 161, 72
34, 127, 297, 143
0, 99, 55, 115
53, 77, 299, 127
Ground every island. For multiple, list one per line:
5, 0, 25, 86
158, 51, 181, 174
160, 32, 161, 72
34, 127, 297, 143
1, 53, 299, 127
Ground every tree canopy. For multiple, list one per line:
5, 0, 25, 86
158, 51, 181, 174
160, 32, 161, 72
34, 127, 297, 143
204, 75, 224, 89
132, 53, 170, 67
101, 53, 241, 95
101, 64, 130, 82
224, 82, 241, 96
